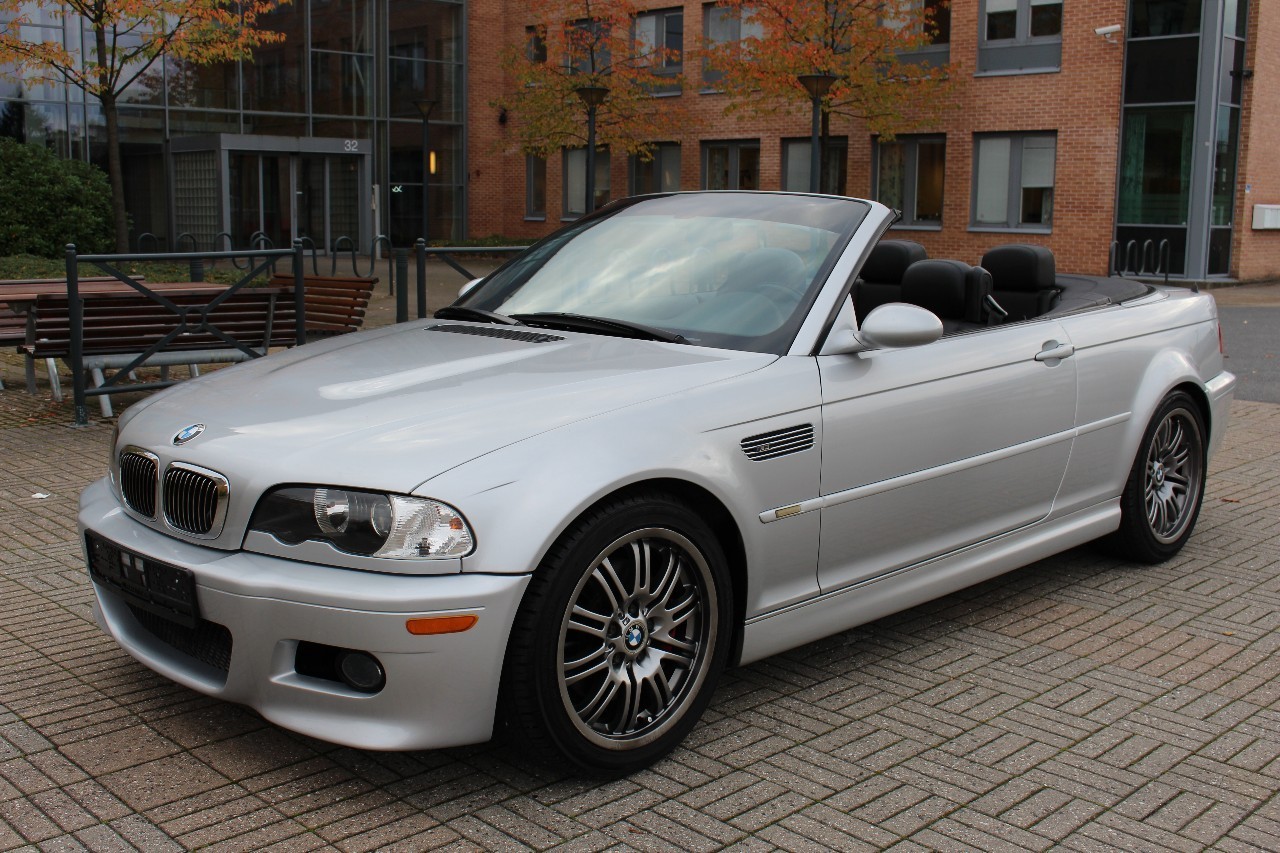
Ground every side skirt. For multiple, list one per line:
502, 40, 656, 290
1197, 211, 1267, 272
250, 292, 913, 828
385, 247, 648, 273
738, 500, 1121, 665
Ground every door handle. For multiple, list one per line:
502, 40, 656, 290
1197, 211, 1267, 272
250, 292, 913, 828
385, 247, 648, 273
1035, 341, 1075, 363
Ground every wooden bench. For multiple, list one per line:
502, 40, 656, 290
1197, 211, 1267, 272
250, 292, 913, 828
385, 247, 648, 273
2, 277, 146, 390
22, 286, 295, 416
269, 273, 376, 337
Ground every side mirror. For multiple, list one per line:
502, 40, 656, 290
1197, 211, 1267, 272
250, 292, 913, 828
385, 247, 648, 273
458, 277, 483, 298
823, 303, 943, 355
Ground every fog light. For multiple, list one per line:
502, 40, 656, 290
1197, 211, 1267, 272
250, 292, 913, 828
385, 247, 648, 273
336, 650, 385, 693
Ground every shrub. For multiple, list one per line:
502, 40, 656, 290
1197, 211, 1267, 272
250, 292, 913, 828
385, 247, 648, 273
0, 137, 114, 258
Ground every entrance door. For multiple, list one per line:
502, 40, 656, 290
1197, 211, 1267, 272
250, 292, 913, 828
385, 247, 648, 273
228, 152, 362, 251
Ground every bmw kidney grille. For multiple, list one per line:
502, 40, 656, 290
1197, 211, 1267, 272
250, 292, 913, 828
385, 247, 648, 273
163, 463, 230, 537
118, 449, 159, 518
118, 450, 229, 538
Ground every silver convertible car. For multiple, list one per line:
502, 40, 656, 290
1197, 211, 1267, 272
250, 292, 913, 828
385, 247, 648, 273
81, 192, 1234, 775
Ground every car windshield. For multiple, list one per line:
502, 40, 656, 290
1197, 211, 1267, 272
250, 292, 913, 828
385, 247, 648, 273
456, 193, 869, 353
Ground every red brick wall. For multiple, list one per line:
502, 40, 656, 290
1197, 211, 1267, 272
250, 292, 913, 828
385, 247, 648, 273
1233, 0, 1280, 281
468, 1, 1124, 276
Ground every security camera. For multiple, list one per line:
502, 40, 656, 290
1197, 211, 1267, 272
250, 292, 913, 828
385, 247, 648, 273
1094, 24, 1122, 37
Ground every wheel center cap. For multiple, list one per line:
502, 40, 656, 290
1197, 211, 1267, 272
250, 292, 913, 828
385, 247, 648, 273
1153, 463, 1166, 486
623, 621, 647, 651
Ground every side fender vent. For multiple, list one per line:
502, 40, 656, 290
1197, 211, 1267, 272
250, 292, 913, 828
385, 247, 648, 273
428, 324, 564, 344
741, 425, 815, 461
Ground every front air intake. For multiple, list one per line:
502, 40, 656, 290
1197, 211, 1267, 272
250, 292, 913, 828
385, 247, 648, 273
162, 463, 229, 537
118, 449, 159, 518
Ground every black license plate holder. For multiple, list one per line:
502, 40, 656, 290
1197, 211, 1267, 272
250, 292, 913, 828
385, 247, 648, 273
86, 532, 199, 628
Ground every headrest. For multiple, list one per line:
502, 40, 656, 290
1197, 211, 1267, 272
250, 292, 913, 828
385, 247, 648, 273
724, 247, 806, 292
981, 244, 1056, 292
861, 240, 928, 283
900, 259, 970, 319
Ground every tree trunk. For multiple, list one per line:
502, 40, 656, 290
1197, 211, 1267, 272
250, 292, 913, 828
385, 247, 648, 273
94, 24, 129, 252
820, 110, 830, 195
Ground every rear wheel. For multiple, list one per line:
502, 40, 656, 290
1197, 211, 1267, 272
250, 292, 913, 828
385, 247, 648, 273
1111, 391, 1207, 563
500, 493, 730, 776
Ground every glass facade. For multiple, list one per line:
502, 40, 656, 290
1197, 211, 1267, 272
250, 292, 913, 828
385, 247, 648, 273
1117, 0, 1246, 277
0, 0, 465, 249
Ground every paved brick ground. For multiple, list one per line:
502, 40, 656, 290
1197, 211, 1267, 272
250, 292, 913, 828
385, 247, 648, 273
2, 343, 1279, 850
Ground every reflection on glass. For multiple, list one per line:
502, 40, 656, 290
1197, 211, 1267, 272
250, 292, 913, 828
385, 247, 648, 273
985, 0, 1017, 40
1118, 107, 1193, 225
1213, 105, 1239, 227
916, 140, 944, 221
1129, 0, 1203, 38
975, 137, 1010, 224
876, 141, 905, 210
1030, 0, 1062, 37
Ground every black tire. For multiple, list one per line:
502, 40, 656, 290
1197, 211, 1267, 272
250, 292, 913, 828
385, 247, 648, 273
499, 492, 731, 776
1110, 391, 1207, 564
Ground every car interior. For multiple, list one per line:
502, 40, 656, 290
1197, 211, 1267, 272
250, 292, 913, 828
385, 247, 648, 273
852, 240, 1153, 334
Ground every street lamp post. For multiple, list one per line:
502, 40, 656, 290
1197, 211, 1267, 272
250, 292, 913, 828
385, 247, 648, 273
797, 73, 837, 194
574, 85, 609, 214
413, 98, 437, 241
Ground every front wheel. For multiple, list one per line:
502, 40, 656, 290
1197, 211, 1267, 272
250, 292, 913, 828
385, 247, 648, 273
1110, 391, 1207, 563
499, 494, 731, 776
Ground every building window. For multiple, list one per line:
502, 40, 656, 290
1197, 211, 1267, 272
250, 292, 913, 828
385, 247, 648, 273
972, 133, 1055, 230
874, 135, 945, 227
636, 8, 683, 91
563, 147, 610, 217
526, 155, 546, 219
979, 0, 1062, 73
782, 137, 848, 195
702, 4, 761, 85
526, 26, 548, 63
631, 143, 681, 194
702, 140, 759, 190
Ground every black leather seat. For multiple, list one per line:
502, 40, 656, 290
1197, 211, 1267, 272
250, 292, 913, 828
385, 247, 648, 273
898, 259, 993, 334
981, 244, 1059, 322
854, 240, 927, 322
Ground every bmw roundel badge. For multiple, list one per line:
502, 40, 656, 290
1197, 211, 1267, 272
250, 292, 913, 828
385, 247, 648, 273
173, 423, 205, 445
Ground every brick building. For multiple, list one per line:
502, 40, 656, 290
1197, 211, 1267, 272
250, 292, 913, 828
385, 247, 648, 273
2, 0, 1277, 281
472, 0, 1280, 281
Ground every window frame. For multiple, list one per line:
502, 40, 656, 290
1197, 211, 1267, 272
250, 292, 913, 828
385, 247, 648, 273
634, 7, 684, 82
872, 134, 946, 229
781, 136, 849, 196
977, 0, 1063, 75
629, 142, 682, 195
700, 140, 760, 190
969, 131, 1057, 232
561, 146, 611, 219
701, 3, 761, 87
525, 154, 546, 220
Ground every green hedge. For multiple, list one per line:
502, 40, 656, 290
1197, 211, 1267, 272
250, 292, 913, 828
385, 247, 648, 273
0, 137, 114, 258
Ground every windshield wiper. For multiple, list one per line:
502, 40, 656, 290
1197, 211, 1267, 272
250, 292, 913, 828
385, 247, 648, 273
511, 312, 687, 344
434, 305, 525, 326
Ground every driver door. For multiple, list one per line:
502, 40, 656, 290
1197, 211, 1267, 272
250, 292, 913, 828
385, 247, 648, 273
817, 321, 1078, 593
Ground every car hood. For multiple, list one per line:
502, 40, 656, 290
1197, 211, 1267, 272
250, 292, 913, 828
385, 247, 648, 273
121, 321, 775, 492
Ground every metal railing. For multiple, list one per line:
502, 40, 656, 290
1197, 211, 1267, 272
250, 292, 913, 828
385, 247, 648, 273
133, 230, 528, 321
65, 241, 306, 425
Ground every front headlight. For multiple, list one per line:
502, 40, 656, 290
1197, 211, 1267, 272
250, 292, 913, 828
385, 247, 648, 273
249, 486, 474, 559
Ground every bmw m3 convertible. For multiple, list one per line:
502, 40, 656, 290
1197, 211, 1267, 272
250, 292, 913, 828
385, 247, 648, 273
80, 192, 1235, 775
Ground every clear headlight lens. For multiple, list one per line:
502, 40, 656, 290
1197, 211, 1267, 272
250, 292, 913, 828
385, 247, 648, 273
250, 486, 474, 559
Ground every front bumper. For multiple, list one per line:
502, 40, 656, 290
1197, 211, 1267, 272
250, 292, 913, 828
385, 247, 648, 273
1206, 369, 1236, 461
79, 478, 530, 751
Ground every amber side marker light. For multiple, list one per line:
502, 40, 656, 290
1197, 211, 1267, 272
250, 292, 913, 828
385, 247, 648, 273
406, 614, 478, 635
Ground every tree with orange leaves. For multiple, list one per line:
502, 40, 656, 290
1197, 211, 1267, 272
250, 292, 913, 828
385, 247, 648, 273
495, 0, 692, 164
702, 0, 952, 179
0, 1, 288, 250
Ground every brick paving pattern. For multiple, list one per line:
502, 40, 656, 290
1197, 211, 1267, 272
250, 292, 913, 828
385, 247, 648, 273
2, 343, 1279, 850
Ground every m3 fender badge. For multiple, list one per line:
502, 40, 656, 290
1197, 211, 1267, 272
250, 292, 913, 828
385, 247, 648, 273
173, 424, 205, 445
